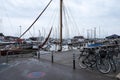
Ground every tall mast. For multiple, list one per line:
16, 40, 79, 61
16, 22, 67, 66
59, 0, 63, 51
19, 26, 22, 37
94, 27, 96, 39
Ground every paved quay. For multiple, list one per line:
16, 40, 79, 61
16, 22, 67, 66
0, 49, 119, 80
39, 49, 120, 78
0, 58, 115, 80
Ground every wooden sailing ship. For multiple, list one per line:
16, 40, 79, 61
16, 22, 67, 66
0, 0, 64, 56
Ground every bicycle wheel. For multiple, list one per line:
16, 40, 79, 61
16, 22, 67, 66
96, 58, 111, 74
78, 55, 87, 69
109, 58, 116, 72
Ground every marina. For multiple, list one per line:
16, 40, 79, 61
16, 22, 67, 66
0, 0, 120, 80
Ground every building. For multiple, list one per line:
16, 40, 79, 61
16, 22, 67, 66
72, 36, 84, 43
106, 34, 120, 39
0, 33, 4, 41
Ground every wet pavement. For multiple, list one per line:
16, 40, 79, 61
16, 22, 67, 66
40, 50, 120, 76
0, 58, 116, 80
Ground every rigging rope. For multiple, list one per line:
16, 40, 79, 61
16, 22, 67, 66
29, 30, 33, 37
42, 2, 58, 39
19, 0, 52, 38
63, 3, 79, 37
1, 0, 14, 33
66, 6, 80, 36
63, 3, 70, 38
51, 6, 59, 39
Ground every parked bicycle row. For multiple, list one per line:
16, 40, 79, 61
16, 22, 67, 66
78, 44, 120, 74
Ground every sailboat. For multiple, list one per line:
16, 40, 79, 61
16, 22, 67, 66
0, 0, 66, 56
19, 0, 64, 51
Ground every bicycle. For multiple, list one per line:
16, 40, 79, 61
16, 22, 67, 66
78, 47, 97, 69
96, 46, 112, 74
78, 45, 117, 74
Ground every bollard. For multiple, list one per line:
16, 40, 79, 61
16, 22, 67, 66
38, 49, 40, 59
73, 52, 76, 69
51, 51, 54, 63
0, 50, 1, 58
6, 51, 9, 63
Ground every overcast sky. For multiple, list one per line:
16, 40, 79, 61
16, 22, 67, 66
0, 0, 120, 38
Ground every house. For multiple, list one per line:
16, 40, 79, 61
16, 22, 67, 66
106, 34, 120, 39
74, 36, 84, 39
4, 36, 19, 42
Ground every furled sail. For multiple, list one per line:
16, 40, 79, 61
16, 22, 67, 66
39, 27, 52, 48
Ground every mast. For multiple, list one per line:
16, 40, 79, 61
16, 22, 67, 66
99, 26, 101, 38
0, 19, 2, 33
59, 0, 63, 51
19, 26, 22, 37
38, 30, 41, 41
87, 29, 89, 39
94, 27, 96, 39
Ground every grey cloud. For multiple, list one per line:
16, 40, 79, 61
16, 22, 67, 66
1, 0, 120, 38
